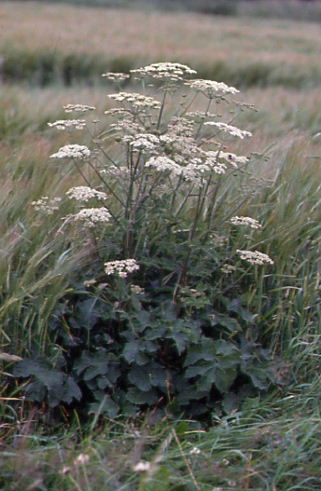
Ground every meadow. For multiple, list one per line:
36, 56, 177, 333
1, 2, 321, 87
1, 2, 321, 490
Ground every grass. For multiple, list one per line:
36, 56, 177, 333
1, 2, 321, 87
1, 3, 321, 489
4, 0, 321, 22
2, 392, 321, 490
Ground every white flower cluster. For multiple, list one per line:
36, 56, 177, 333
110, 119, 144, 138
130, 62, 196, 81
236, 249, 274, 265
189, 447, 201, 455
205, 122, 252, 139
203, 153, 228, 174
167, 116, 194, 137
66, 186, 108, 202
180, 161, 221, 183
145, 152, 227, 181
220, 264, 237, 274
216, 151, 248, 167
210, 233, 228, 247
100, 165, 130, 178
31, 196, 62, 215
132, 461, 151, 472
102, 72, 130, 81
108, 92, 160, 109
63, 104, 96, 113
104, 107, 128, 117
50, 144, 91, 160
186, 110, 217, 121
130, 284, 145, 295
230, 216, 262, 229
188, 79, 239, 97
104, 259, 140, 278
47, 119, 86, 130
70, 207, 111, 227
145, 156, 181, 175
74, 453, 90, 466
128, 133, 160, 153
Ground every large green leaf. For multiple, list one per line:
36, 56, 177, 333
89, 394, 119, 418
126, 387, 159, 405
184, 339, 217, 366
13, 358, 82, 407
128, 366, 152, 391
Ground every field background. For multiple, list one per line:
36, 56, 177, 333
1, 1, 321, 490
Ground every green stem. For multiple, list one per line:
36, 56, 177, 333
156, 90, 167, 130
195, 98, 212, 140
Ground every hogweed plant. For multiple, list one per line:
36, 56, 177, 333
14, 63, 276, 420
46, 62, 271, 283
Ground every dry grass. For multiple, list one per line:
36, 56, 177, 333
1, 1, 321, 84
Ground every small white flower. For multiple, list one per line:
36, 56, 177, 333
236, 249, 274, 265
128, 133, 160, 152
131, 62, 196, 81
74, 453, 90, 466
48, 119, 86, 130
31, 196, 62, 215
83, 279, 97, 287
102, 72, 130, 81
50, 144, 91, 160
205, 122, 252, 139
108, 92, 160, 109
210, 233, 228, 247
65, 207, 111, 227
66, 186, 107, 202
133, 461, 151, 472
230, 216, 262, 229
63, 104, 96, 113
188, 79, 239, 97
209, 150, 248, 168
189, 446, 201, 455
220, 264, 237, 274
104, 259, 139, 277
145, 156, 181, 174
130, 284, 145, 295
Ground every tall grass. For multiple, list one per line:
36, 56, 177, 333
4, 0, 321, 22
1, 2, 321, 87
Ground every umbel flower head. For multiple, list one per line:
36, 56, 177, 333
187, 79, 239, 98
102, 72, 130, 82
205, 122, 252, 139
63, 104, 96, 113
108, 92, 160, 109
64, 207, 111, 228
66, 186, 108, 202
50, 144, 91, 160
236, 249, 274, 265
48, 120, 86, 131
130, 62, 197, 81
230, 216, 262, 229
104, 259, 140, 278
31, 196, 62, 215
